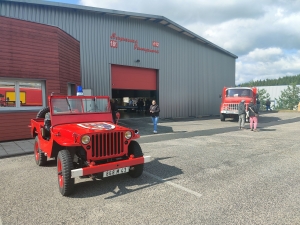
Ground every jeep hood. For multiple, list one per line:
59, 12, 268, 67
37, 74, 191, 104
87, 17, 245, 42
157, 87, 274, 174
52, 122, 131, 137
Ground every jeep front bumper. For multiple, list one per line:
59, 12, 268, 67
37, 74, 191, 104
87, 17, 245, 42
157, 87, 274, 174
71, 155, 151, 178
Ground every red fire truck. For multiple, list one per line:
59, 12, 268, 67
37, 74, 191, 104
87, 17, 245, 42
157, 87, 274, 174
219, 87, 257, 121
0, 87, 42, 107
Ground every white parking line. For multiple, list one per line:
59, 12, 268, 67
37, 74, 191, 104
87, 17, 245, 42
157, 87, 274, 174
144, 171, 202, 198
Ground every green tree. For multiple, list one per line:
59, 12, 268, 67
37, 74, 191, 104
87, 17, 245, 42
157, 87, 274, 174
239, 74, 300, 87
257, 88, 270, 110
276, 83, 300, 110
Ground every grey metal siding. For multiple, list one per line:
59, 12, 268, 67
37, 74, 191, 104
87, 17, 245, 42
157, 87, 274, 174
258, 85, 300, 102
0, 1, 236, 118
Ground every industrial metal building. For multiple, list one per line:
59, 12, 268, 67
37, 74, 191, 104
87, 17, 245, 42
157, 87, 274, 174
0, 0, 237, 119
258, 85, 300, 109
0, 15, 81, 141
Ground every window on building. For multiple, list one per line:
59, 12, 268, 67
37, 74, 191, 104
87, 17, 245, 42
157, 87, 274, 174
68, 83, 77, 96
0, 79, 45, 110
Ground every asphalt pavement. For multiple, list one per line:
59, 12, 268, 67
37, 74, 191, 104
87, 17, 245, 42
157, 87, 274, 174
0, 111, 300, 225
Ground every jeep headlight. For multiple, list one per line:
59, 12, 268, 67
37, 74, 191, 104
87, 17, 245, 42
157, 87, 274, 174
81, 135, 90, 144
125, 131, 132, 139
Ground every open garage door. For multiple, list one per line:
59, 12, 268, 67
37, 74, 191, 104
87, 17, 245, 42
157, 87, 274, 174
111, 65, 157, 90
111, 65, 157, 119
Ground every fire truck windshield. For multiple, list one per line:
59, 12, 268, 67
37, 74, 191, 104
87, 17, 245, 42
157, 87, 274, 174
226, 88, 253, 98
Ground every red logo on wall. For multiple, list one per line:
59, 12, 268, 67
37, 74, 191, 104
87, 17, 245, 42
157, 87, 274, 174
152, 41, 159, 47
109, 33, 159, 53
110, 40, 118, 48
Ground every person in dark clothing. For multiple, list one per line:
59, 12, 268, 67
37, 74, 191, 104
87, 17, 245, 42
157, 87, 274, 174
238, 100, 246, 130
138, 98, 144, 113
256, 98, 260, 112
248, 100, 259, 131
266, 99, 271, 111
149, 100, 160, 134
110, 99, 118, 124
145, 99, 151, 114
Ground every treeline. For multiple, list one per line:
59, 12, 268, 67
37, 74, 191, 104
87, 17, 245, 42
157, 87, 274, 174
239, 74, 300, 87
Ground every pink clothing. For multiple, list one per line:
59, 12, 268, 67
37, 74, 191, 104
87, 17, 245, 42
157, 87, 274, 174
249, 116, 258, 130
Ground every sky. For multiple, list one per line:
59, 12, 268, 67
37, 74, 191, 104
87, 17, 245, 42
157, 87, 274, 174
48, 0, 300, 84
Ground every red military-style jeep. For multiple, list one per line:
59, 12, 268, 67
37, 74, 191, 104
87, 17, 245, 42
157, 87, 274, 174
30, 95, 150, 196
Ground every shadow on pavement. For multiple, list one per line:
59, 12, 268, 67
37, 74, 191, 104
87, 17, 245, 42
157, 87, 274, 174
258, 128, 277, 132
135, 116, 300, 144
69, 157, 183, 199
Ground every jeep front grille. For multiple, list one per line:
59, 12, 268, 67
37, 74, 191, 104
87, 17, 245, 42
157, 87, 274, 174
91, 132, 125, 158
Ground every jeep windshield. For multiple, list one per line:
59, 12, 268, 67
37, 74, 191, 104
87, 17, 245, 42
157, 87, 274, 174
51, 97, 110, 115
226, 88, 253, 98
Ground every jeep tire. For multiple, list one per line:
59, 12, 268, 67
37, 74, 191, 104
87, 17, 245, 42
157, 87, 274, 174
36, 107, 50, 119
57, 150, 75, 196
128, 141, 144, 178
34, 136, 47, 166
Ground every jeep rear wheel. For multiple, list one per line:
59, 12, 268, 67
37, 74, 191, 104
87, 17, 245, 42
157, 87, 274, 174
57, 150, 74, 196
128, 141, 144, 178
34, 136, 47, 166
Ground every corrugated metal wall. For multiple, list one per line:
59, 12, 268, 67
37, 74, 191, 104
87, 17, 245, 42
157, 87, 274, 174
258, 85, 300, 101
0, 1, 236, 118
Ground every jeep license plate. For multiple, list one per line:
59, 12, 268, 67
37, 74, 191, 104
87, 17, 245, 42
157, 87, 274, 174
103, 167, 130, 177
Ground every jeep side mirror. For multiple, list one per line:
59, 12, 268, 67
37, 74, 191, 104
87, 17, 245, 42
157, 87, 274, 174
219, 94, 222, 98
116, 112, 120, 125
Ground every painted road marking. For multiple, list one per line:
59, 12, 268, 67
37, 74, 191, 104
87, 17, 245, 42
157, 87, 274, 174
144, 171, 202, 198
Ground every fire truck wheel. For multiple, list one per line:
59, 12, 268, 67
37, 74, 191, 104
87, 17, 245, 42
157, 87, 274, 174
57, 150, 75, 196
36, 107, 50, 118
220, 114, 225, 121
128, 141, 144, 178
234, 115, 239, 121
34, 136, 47, 166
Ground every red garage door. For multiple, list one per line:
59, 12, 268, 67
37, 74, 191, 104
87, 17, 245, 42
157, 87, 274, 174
111, 65, 157, 90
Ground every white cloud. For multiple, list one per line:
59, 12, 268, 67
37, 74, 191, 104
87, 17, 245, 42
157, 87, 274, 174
236, 49, 300, 84
79, 0, 300, 84
246, 48, 283, 62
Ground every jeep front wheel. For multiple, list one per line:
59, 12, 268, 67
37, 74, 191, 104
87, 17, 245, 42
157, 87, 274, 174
128, 141, 144, 178
57, 150, 74, 196
34, 136, 47, 166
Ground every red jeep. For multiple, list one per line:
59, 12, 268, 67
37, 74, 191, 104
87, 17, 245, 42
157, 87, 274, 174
220, 87, 257, 121
30, 95, 150, 196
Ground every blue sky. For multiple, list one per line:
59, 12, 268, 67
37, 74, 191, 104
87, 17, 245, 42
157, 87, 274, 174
45, 0, 300, 84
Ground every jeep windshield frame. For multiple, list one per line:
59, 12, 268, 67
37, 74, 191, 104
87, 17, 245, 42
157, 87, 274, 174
51, 96, 111, 115
49, 96, 113, 127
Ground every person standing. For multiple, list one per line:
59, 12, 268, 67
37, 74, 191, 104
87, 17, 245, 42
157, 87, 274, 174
149, 100, 160, 134
145, 99, 151, 115
248, 100, 259, 131
129, 98, 133, 106
238, 100, 246, 130
266, 99, 271, 111
256, 98, 260, 112
110, 99, 117, 124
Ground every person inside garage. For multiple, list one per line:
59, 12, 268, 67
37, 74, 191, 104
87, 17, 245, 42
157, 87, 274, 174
110, 99, 118, 124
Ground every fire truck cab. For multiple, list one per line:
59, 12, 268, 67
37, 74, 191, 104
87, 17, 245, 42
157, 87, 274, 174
219, 87, 257, 122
